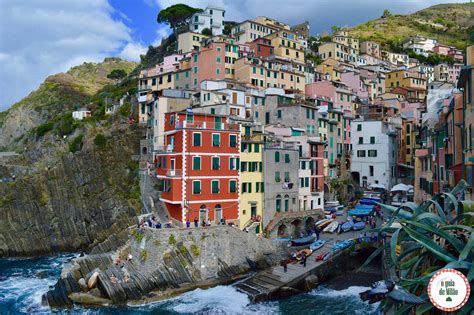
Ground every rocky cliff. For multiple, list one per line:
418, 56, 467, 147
0, 58, 141, 257
45, 226, 289, 307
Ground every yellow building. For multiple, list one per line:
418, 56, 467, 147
239, 125, 265, 233
385, 69, 427, 91
318, 42, 358, 63
332, 30, 359, 51
234, 56, 305, 91
317, 116, 329, 177
177, 31, 209, 53
316, 58, 342, 81
265, 31, 305, 63
254, 16, 291, 31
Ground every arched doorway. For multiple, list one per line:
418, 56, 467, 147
199, 205, 207, 223
362, 176, 368, 188
284, 195, 290, 212
277, 224, 287, 237
276, 195, 282, 212
291, 219, 303, 237
142, 146, 148, 155
214, 204, 222, 224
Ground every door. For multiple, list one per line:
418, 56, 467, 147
215, 205, 222, 223
199, 205, 207, 223
251, 205, 257, 218
232, 92, 237, 104
265, 112, 270, 124
170, 159, 175, 171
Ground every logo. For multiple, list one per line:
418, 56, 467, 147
428, 269, 471, 312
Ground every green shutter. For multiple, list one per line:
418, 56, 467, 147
193, 181, 200, 194
230, 180, 236, 192
285, 154, 290, 163
212, 180, 219, 193
212, 157, 220, 170
230, 135, 237, 147
193, 133, 201, 146
212, 134, 220, 147
275, 151, 280, 162
193, 157, 201, 170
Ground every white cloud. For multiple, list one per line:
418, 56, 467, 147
119, 42, 148, 62
0, 0, 142, 111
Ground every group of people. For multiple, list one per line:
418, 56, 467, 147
185, 217, 227, 228
358, 232, 378, 243
139, 216, 172, 229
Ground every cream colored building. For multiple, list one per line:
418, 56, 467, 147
239, 125, 265, 233
231, 20, 277, 44
318, 42, 358, 64
332, 30, 359, 51
177, 31, 209, 53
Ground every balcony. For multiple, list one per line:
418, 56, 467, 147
166, 169, 182, 177
155, 145, 175, 153
138, 85, 152, 92
177, 121, 240, 131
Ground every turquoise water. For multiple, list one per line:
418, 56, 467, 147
0, 255, 380, 314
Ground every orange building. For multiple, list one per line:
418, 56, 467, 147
156, 111, 241, 225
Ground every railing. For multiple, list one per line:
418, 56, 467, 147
176, 121, 240, 131
166, 169, 182, 177
138, 85, 152, 91
155, 145, 175, 153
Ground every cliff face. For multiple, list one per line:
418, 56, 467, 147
45, 226, 289, 307
0, 125, 140, 257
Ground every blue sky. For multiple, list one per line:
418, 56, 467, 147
0, 0, 467, 111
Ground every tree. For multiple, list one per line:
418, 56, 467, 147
331, 25, 340, 34
107, 69, 127, 82
382, 9, 392, 18
201, 27, 212, 36
157, 4, 202, 38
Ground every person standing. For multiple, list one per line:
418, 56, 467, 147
281, 260, 288, 273
194, 217, 199, 227
315, 226, 320, 240
186, 219, 190, 228
302, 253, 307, 267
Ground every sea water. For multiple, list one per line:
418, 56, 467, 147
0, 255, 380, 314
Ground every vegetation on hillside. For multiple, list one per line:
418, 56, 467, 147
349, 3, 474, 49
157, 4, 202, 37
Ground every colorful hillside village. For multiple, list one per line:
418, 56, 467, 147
137, 5, 474, 237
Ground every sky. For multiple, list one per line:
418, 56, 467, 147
0, 0, 467, 111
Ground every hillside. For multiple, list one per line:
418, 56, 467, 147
0, 57, 137, 150
0, 58, 141, 257
349, 3, 474, 49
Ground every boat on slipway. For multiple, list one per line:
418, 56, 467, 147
310, 239, 327, 251
291, 235, 316, 246
323, 221, 339, 233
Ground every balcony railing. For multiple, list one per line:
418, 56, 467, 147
155, 145, 175, 153
166, 169, 182, 177
176, 121, 240, 131
138, 85, 152, 91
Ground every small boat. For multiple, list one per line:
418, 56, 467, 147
293, 248, 313, 260
318, 219, 333, 229
332, 239, 355, 251
341, 221, 354, 232
291, 235, 316, 246
315, 218, 329, 227
310, 239, 326, 251
315, 251, 330, 261
353, 221, 366, 231
323, 221, 339, 233
336, 210, 344, 216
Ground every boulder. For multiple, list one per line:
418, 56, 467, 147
68, 292, 112, 306
88, 288, 103, 298
304, 275, 319, 291
87, 272, 99, 289
78, 278, 87, 292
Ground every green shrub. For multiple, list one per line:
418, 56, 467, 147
36, 122, 54, 137
190, 244, 200, 257
94, 133, 107, 147
178, 244, 187, 255
69, 134, 84, 153
153, 239, 161, 246
168, 234, 176, 245
140, 249, 149, 261
131, 229, 144, 242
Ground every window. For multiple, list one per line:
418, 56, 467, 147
369, 165, 374, 176
212, 157, 220, 170
212, 134, 220, 147
370, 136, 375, 144
211, 180, 220, 194
187, 113, 194, 123
357, 150, 366, 157
193, 156, 201, 170
284, 154, 290, 163
193, 133, 201, 146
242, 182, 252, 193
229, 134, 237, 147
357, 124, 362, 131
275, 151, 280, 162
275, 171, 281, 182
276, 195, 281, 212
193, 181, 201, 194
368, 150, 377, 157
277, 110, 282, 118
229, 180, 237, 193
284, 172, 290, 182
229, 157, 238, 170
358, 137, 363, 144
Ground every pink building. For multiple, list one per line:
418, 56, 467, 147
448, 49, 464, 63
448, 64, 462, 84
340, 71, 369, 102
189, 42, 226, 89
433, 44, 451, 56
305, 80, 353, 113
